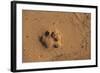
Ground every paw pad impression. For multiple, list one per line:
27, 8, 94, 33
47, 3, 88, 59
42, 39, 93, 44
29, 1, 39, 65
39, 29, 62, 48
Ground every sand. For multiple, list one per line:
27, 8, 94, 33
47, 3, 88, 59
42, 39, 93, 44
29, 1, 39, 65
22, 10, 91, 63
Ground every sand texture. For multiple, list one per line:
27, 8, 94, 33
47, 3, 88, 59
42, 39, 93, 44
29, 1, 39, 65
22, 10, 91, 63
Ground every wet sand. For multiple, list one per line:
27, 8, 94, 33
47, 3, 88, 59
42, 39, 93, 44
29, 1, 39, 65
22, 10, 91, 63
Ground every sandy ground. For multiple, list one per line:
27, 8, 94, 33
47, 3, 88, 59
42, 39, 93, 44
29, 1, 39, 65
22, 10, 91, 63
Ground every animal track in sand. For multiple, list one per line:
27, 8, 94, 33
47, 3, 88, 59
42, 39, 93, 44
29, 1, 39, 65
39, 29, 62, 49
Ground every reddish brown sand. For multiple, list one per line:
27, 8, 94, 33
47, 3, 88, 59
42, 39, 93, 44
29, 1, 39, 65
22, 10, 91, 63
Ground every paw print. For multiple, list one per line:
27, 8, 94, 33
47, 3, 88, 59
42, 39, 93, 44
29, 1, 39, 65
39, 29, 62, 48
